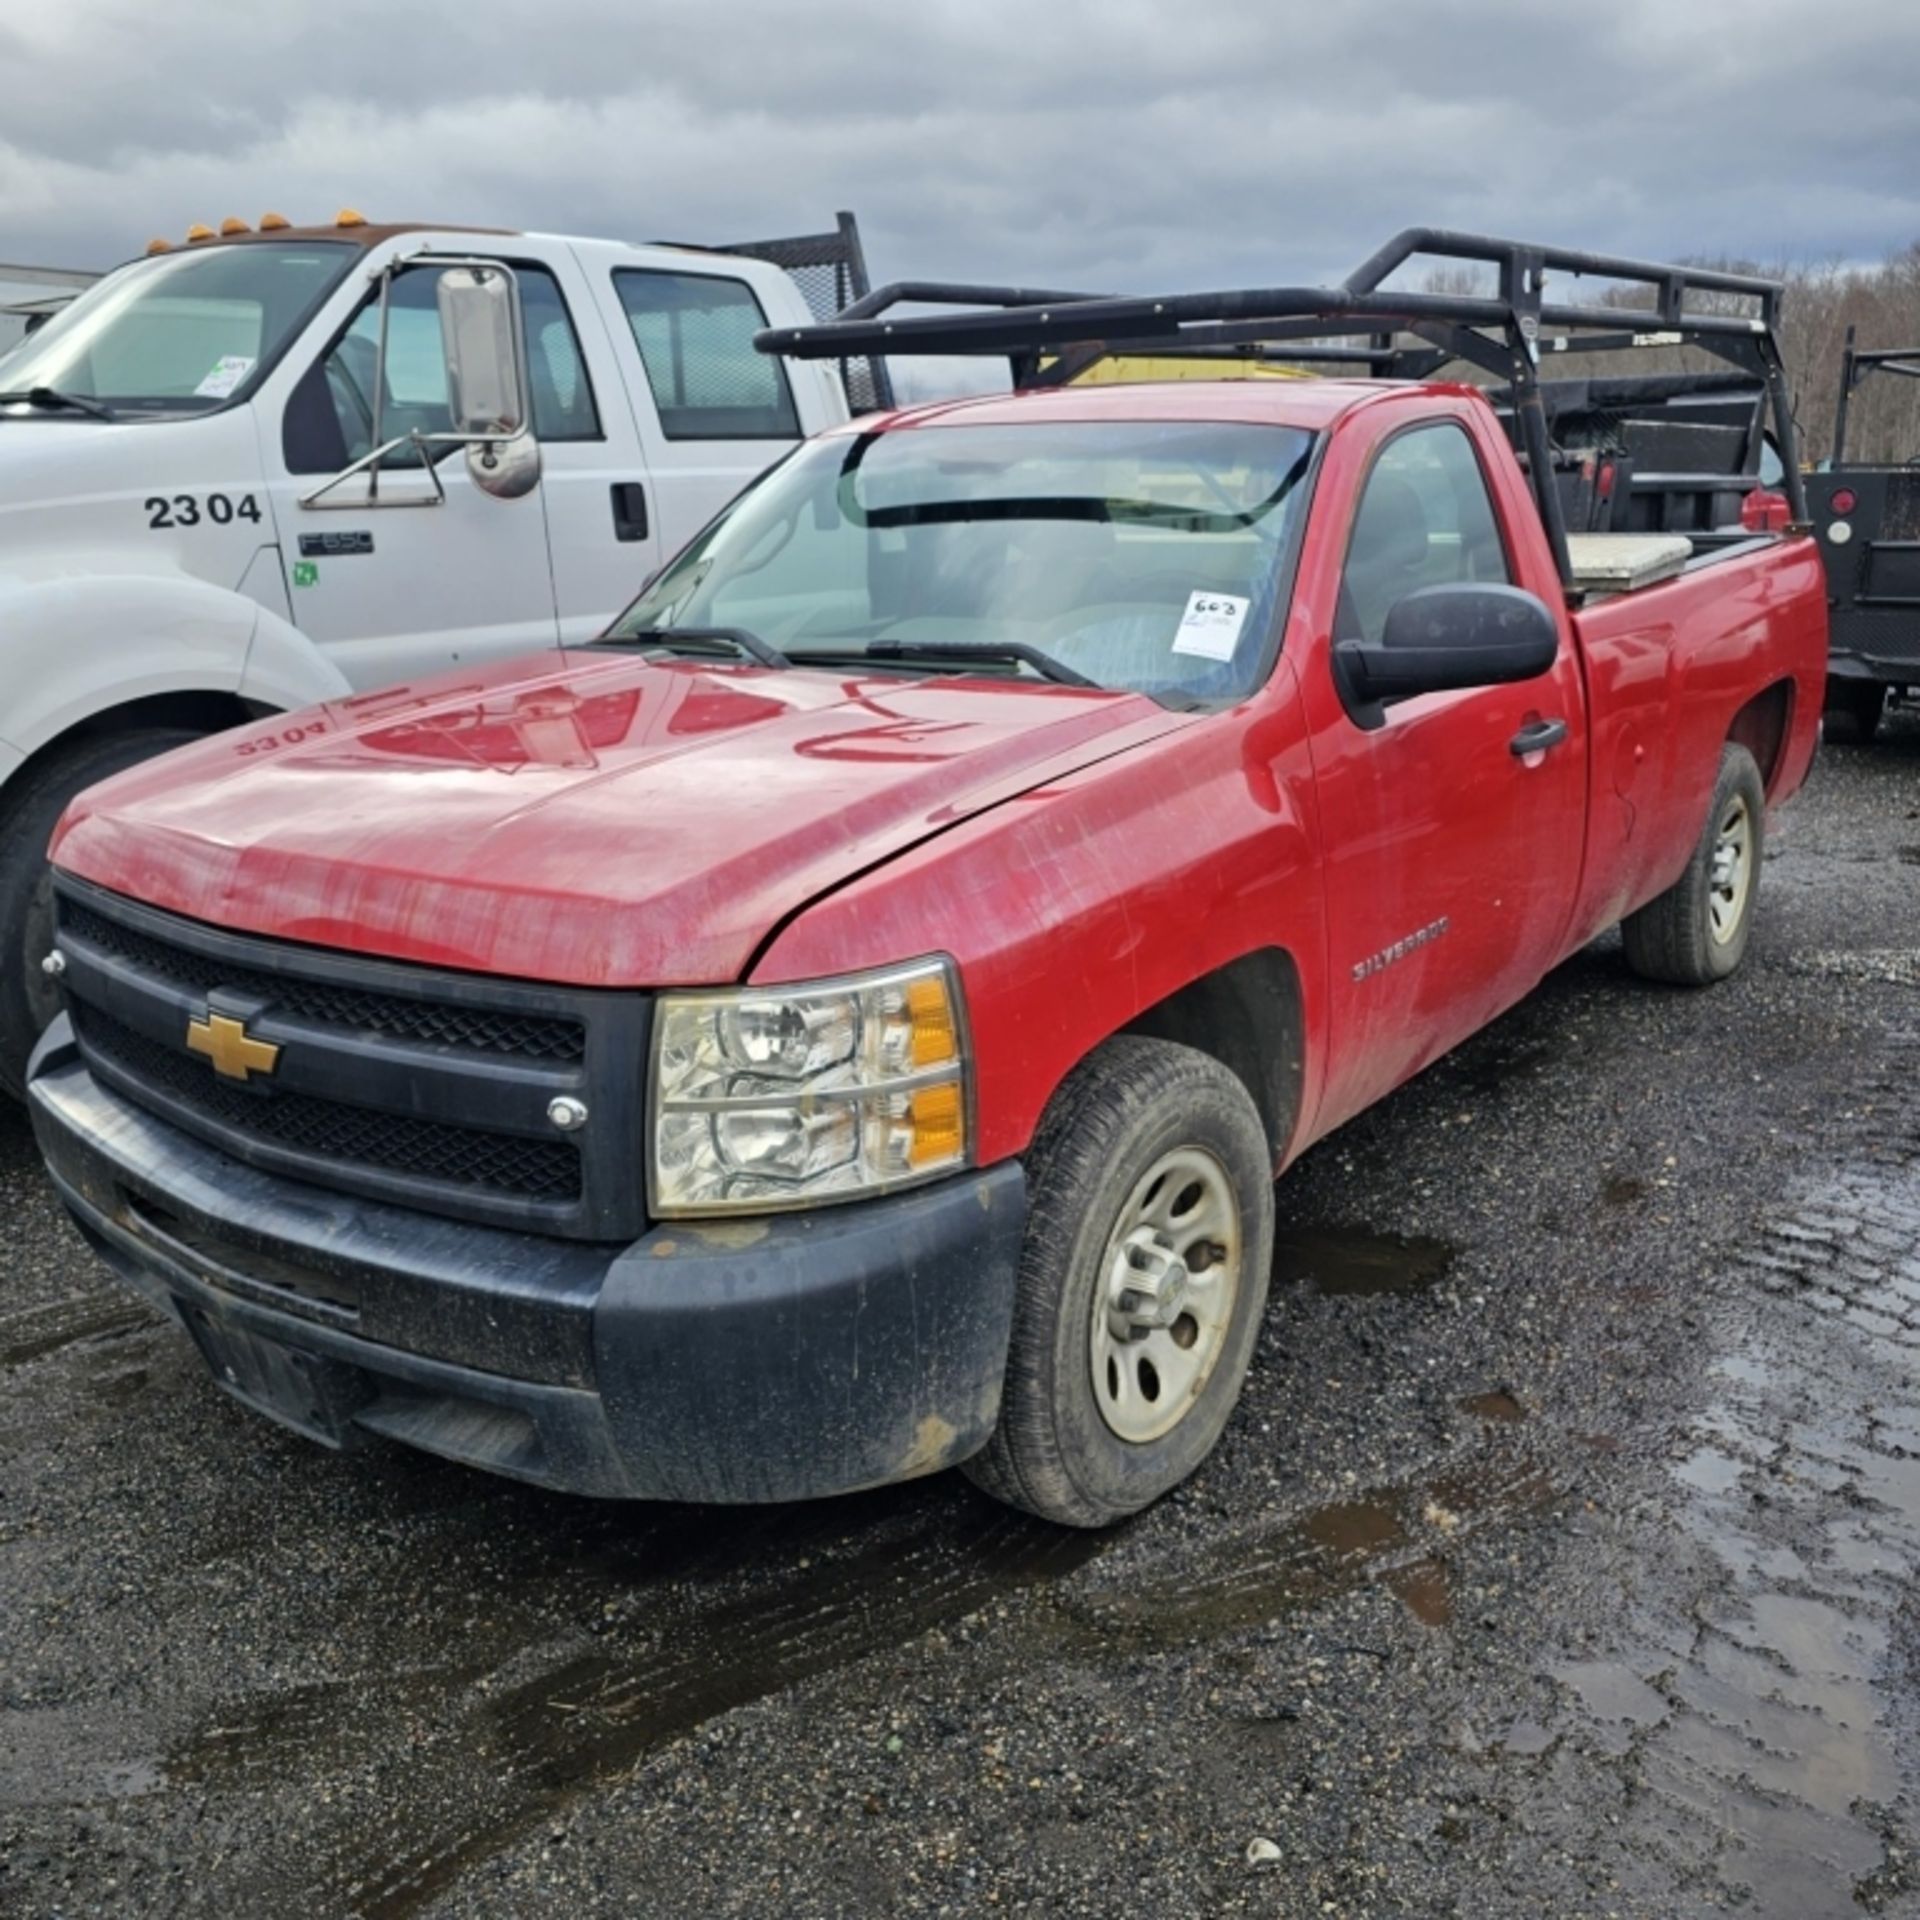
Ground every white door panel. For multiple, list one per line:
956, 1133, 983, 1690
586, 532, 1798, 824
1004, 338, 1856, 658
263, 259, 560, 692
270, 466, 557, 690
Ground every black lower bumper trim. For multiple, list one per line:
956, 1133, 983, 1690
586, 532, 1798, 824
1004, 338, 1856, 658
29, 1018, 1027, 1503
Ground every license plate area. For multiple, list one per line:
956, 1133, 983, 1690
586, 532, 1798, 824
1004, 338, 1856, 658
180, 1304, 370, 1448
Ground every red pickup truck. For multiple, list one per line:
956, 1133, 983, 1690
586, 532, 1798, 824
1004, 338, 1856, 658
27, 232, 1826, 1526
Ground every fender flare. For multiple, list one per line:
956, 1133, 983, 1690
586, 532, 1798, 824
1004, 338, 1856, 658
0, 571, 350, 771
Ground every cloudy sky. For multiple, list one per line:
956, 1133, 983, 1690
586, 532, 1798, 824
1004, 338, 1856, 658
2, 0, 1917, 290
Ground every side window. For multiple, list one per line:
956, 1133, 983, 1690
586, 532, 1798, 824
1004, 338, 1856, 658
1337, 424, 1511, 646
283, 263, 598, 474
329, 271, 450, 469
519, 268, 600, 442
613, 269, 800, 441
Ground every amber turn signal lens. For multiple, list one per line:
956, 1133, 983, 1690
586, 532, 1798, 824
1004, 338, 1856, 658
906, 975, 958, 1068
908, 1082, 965, 1167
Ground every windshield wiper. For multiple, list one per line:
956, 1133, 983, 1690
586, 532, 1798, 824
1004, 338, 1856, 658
597, 625, 793, 670
0, 386, 117, 420
857, 640, 1099, 689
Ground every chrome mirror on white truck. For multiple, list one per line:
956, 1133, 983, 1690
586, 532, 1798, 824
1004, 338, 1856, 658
437, 264, 540, 500
301, 254, 540, 508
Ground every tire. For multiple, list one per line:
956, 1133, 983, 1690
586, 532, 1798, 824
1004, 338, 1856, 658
0, 728, 199, 1100
1823, 682, 1885, 746
1621, 743, 1766, 988
963, 1036, 1275, 1528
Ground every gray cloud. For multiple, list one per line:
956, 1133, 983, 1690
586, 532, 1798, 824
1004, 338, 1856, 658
2, 0, 1916, 294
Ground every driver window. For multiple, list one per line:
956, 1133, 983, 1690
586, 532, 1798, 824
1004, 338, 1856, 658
327, 271, 451, 469
1338, 424, 1510, 645
282, 264, 598, 474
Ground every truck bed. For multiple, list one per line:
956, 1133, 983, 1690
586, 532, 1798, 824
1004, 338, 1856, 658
1562, 531, 1827, 952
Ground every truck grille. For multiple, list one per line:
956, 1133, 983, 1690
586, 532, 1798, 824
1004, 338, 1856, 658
73, 1006, 582, 1202
59, 897, 586, 1062
54, 879, 652, 1240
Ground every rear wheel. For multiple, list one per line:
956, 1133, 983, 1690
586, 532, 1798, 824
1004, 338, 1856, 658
1823, 681, 1885, 746
1621, 743, 1766, 988
0, 729, 198, 1099
963, 1037, 1275, 1528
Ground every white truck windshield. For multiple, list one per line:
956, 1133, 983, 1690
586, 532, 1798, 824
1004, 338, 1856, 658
0, 242, 353, 418
611, 420, 1317, 702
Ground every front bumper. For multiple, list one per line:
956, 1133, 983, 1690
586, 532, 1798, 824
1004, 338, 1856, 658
28, 1018, 1026, 1503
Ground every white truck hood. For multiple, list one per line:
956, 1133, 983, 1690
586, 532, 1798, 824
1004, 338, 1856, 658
0, 406, 268, 588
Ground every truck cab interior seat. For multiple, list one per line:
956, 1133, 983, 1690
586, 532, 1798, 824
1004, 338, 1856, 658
1339, 472, 1429, 643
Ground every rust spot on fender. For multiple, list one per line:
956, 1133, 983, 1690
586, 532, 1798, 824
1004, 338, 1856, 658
649, 1240, 677, 1258
687, 1221, 770, 1251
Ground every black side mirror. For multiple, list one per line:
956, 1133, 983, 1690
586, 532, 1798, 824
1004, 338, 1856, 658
1336, 583, 1560, 712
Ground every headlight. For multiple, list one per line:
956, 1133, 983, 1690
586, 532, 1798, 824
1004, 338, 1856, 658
649, 957, 971, 1216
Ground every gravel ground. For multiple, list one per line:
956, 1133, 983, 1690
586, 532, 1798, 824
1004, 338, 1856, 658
3, 714, 1919, 1919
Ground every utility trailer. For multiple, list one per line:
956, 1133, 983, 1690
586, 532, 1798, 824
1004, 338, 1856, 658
1810, 327, 1920, 742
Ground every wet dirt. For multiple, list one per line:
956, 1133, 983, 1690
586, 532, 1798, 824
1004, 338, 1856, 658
4, 716, 1920, 1917
1271, 1222, 1456, 1296
1461, 1389, 1527, 1424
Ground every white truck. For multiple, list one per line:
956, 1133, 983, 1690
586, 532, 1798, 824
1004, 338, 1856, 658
0, 209, 880, 1094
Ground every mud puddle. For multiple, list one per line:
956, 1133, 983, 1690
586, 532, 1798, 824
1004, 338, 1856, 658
1461, 1389, 1526, 1423
1061, 1444, 1553, 1654
1522, 1151, 1920, 1916
174, 1414, 1554, 1918
1273, 1223, 1456, 1296
194, 1498, 1103, 1920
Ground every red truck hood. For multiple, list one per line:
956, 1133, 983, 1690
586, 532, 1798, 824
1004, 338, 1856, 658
53, 651, 1185, 985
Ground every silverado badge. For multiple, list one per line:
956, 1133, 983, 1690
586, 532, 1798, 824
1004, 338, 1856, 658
185, 1011, 280, 1082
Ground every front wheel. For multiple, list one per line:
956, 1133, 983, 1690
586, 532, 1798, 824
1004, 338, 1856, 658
1621, 743, 1766, 987
963, 1037, 1275, 1528
0, 728, 199, 1099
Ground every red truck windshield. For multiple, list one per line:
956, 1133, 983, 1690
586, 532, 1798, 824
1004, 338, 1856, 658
611, 420, 1317, 701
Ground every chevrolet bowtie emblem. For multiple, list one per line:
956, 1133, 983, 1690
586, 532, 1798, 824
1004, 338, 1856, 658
186, 1011, 280, 1082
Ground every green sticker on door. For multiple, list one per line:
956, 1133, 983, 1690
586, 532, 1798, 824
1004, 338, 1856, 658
292, 561, 319, 588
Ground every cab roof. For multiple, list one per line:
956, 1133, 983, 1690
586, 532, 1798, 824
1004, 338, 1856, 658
181, 221, 514, 251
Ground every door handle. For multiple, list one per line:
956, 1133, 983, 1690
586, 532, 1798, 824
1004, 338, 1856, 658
1509, 716, 1569, 758
610, 482, 649, 543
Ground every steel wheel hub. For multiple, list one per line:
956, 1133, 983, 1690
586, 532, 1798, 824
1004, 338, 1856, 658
1090, 1146, 1242, 1445
1708, 793, 1753, 945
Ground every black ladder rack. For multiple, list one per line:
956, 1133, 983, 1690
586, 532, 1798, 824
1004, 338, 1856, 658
756, 226, 1807, 588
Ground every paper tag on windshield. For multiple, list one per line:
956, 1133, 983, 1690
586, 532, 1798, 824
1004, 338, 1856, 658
194, 355, 255, 399
1171, 590, 1250, 661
